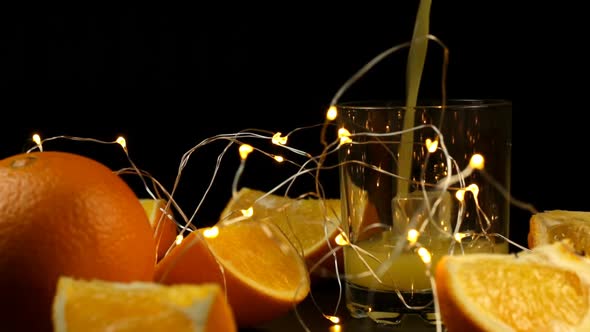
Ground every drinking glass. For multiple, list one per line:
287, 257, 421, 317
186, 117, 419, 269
337, 99, 512, 325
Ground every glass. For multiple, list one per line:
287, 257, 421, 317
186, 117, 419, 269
337, 99, 512, 326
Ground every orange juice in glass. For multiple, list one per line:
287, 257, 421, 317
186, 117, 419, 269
337, 100, 512, 325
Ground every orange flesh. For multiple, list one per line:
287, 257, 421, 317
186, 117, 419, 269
205, 222, 309, 298
548, 223, 590, 255
59, 280, 234, 332
457, 261, 588, 332
221, 188, 340, 256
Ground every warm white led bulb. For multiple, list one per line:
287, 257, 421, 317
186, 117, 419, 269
338, 128, 352, 145
203, 226, 219, 239
417, 247, 432, 264
326, 105, 338, 121
32, 134, 41, 145
335, 232, 349, 246
469, 154, 485, 170
466, 183, 479, 198
407, 229, 420, 244
425, 138, 438, 153
241, 207, 254, 217
32, 134, 43, 151
455, 189, 465, 202
454, 232, 468, 242
271, 132, 288, 145
239, 144, 253, 160
116, 136, 127, 150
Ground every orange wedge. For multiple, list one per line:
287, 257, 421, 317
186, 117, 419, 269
528, 210, 590, 255
52, 276, 236, 332
140, 198, 178, 261
219, 187, 342, 276
154, 220, 311, 327
435, 240, 590, 332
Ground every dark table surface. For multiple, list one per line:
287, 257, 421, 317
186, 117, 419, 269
245, 278, 440, 332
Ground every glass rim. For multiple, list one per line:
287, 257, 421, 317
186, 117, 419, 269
335, 99, 512, 110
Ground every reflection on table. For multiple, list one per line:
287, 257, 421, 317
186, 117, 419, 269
245, 278, 439, 332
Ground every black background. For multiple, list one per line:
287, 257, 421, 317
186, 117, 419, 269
0, 3, 584, 249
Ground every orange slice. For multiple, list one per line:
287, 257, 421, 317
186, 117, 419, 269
140, 198, 178, 261
528, 210, 590, 255
52, 276, 236, 332
435, 240, 590, 332
154, 220, 311, 327
219, 187, 342, 276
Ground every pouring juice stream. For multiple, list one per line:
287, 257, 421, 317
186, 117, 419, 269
344, 0, 438, 291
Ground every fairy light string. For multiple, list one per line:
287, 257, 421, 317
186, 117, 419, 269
15, 34, 529, 330
26, 130, 500, 329
18, 104, 529, 330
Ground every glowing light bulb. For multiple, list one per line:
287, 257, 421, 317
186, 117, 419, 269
326, 105, 338, 121
469, 154, 485, 170
273, 155, 284, 163
455, 189, 465, 202
271, 132, 288, 145
116, 136, 127, 150
175, 234, 184, 245
239, 144, 253, 160
425, 138, 438, 153
32, 133, 43, 152
32, 134, 41, 145
203, 226, 219, 238
466, 183, 479, 198
338, 128, 352, 145
241, 207, 254, 218
335, 232, 349, 246
407, 229, 420, 244
456, 184, 479, 202
454, 232, 468, 242
325, 315, 340, 324
417, 247, 432, 264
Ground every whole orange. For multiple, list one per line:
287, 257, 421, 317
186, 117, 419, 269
0, 151, 156, 332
